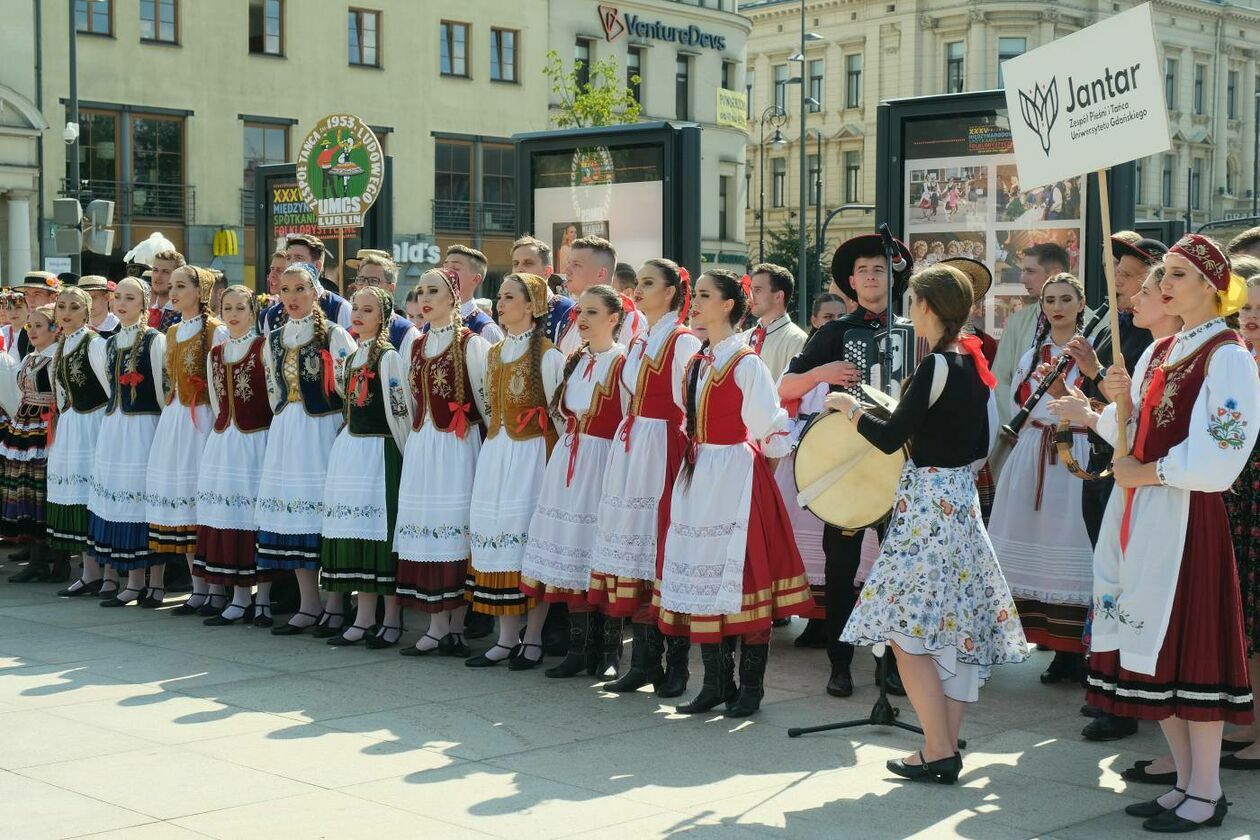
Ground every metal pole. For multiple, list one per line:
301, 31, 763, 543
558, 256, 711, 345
1186, 166, 1193, 233
1253, 92, 1259, 218
797, 0, 808, 325
813, 130, 822, 304
67, 0, 80, 275
759, 120, 766, 263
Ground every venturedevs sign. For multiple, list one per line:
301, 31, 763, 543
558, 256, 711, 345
598, 4, 728, 50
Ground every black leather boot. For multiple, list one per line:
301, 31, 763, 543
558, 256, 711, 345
8, 543, 53, 582
606, 622, 665, 692
544, 610, 594, 678
726, 642, 768, 717
595, 614, 624, 680
676, 639, 737, 714
656, 633, 690, 698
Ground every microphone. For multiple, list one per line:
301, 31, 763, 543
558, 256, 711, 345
878, 223, 907, 273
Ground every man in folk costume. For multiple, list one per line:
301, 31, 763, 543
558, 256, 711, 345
76, 275, 121, 339
347, 249, 419, 351
556, 236, 645, 354
1062, 235, 1165, 743
261, 234, 352, 333
10, 272, 61, 361
443, 244, 506, 343
509, 235, 574, 347
744, 263, 808, 386
780, 233, 914, 698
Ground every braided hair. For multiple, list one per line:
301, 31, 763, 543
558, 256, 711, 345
548, 284, 624, 420
282, 263, 328, 347
699, 269, 750, 328
1013, 272, 1086, 400
353, 285, 395, 387
500, 273, 550, 412
678, 339, 708, 489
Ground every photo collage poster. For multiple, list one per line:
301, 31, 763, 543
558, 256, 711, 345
902, 118, 1087, 339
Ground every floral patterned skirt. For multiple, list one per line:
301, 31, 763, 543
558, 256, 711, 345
841, 463, 1028, 684
1227, 445, 1259, 656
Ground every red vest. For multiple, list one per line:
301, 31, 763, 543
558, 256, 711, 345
1134, 329, 1243, 463
211, 337, 272, 434
690, 347, 755, 446
564, 355, 626, 441
410, 328, 483, 434
629, 328, 691, 424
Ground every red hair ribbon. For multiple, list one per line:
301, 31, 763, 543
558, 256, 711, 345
564, 415, 581, 487
619, 292, 635, 314
349, 367, 376, 407
319, 349, 336, 398
448, 401, 471, 440
187, 374, 208, 429
959, 334, 996, 389
739, 274, 752, 300
678, 268, 692, 316
516, 406, 549, 436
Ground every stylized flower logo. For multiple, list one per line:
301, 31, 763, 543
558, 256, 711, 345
1019, 79, 1060, 156
598, 5, 625, 42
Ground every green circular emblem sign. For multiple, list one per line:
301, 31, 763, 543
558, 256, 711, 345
295, 114, 384, 228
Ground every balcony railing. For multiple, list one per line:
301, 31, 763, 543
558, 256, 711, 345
62, 179, 196, 223
432, 200, 515, 235
241, 187, 256, 226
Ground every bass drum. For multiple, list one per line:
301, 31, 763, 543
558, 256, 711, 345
792, 386, 906, 531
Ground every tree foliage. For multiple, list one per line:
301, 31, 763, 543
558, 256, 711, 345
543, 49, 641, 129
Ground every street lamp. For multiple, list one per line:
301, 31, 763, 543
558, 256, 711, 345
807, 127, 824, 301
758, 104, 787, 263
793, 9, 824, 325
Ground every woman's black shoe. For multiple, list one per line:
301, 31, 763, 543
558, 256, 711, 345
327, 625, 374, 646
438, 632, 471, 657
676, 641, 737, 714
252, 604, 274, 628
656, 635, 690, 698
1125, 788, 1185, 818
311, 610, 345, 639
198, 596, 227, 617
138, 587, 166, 609
58, 578, 103, 598
793, 618, 829, 649
170, 596, 205, 616
1122, 762, 1178, 786
1221, 738, 1254, 752
465, 643, 517, 667
1142, 793, 1228, 832
1220, 752, 1260, 770
365, 625, 402, 650
507, 642, 544, 671
887, 752, 962, 785
100, 588, 142, 608
97, 582, 120, 600
544, 611, 595, 678
401, 634, 443, 657
1040, 651, 1085, 684
270, 610, 319, 636
203, 603, 254, 626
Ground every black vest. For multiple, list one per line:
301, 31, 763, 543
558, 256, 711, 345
57, 334, 108, 413
106, 328, 162, 416
344, 357, 390, 436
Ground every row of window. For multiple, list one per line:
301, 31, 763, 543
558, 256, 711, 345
757, 152, 864, 209
1164, 59, 1256, 119
1134, 153, 1240, 209
439, 21, 520, 82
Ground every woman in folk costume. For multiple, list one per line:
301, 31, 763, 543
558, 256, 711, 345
656, 269, 812, 718
257, 262, 356, 636
829, 265, 1026, 785
590, 259, 700, 696
465, 272, 564, 669
149, 266, 228, 614
1058, 235, 1259, 831
394, 267, 489, 657
986, 273, 1096, 685
44, 288, 112, 595
319, 286, 411, 649
89, 278, 167, 607
195, 286, 273, 626
776, 292, 847, 649
521, 285, 629, 679
1, 304, 64, 582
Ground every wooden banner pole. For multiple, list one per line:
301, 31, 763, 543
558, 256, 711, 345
1096, 168, 1129, 458
337, 227, 347, 296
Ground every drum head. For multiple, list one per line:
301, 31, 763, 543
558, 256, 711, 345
793, 409, 905, 531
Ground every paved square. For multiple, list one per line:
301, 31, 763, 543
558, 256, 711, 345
2, 550, 1256, 839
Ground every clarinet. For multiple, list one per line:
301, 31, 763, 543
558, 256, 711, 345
1001, 303, 1109, 441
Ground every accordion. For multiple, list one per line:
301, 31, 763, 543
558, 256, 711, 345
841, 322, 924, 400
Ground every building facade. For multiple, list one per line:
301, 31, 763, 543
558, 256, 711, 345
0, 0, 749, 291
743, 0, 1260, 266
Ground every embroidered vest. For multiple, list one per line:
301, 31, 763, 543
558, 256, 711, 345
564, 355, 626, 441
211, 337, 271, 434
16, 353, 54, 417
56, 335, 108, 414
410, 328, 483, 434
165, 317, 222, 407
106, 328, 162, 416
630, 328, 691, 425
485, 337, 558, 454
268, 329, 344, 417
690, 348, 755, 446
1134, 330, 1244, 463
464, 308, 494, 336
344, 356, 391, 437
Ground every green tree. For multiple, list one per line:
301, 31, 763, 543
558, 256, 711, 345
542, 49, 641, 128
758, 219, 828, 303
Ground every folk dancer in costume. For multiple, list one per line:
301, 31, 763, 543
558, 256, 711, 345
151, 267, 228, 615
319, 286, 412, 649
987, 274, 1096, 685
89, 278, 167, 607
521, 285, 629, 679
78, 275, 121, 338
394, 268, 490, 657
145, 249, 184, 331
195, 286, 274, 626
779, 233, 916, 698
260, 235, 352, 333
1060, 235, 1258, 832
950, 258, 1000, 522
347, 249, 420, 352
590, 259, 700, 697
11, 273, 62, 363
776, 293, 847, 649
2, 305, 64, 582
44, 288, 111, 594
464, 272, 564, 669
656, 270, 813, 718
445, 244, 506, 343
556, 236, 646, 355
258, 262, 356, 636
830, 264, 1027, 785
509, 236, 578, 345
1057, 236, 1164, 744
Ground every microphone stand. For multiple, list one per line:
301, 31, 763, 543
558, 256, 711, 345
788, 225, 965, 750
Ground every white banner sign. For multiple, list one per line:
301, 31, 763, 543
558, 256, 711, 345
1002, 3, 1171, 185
